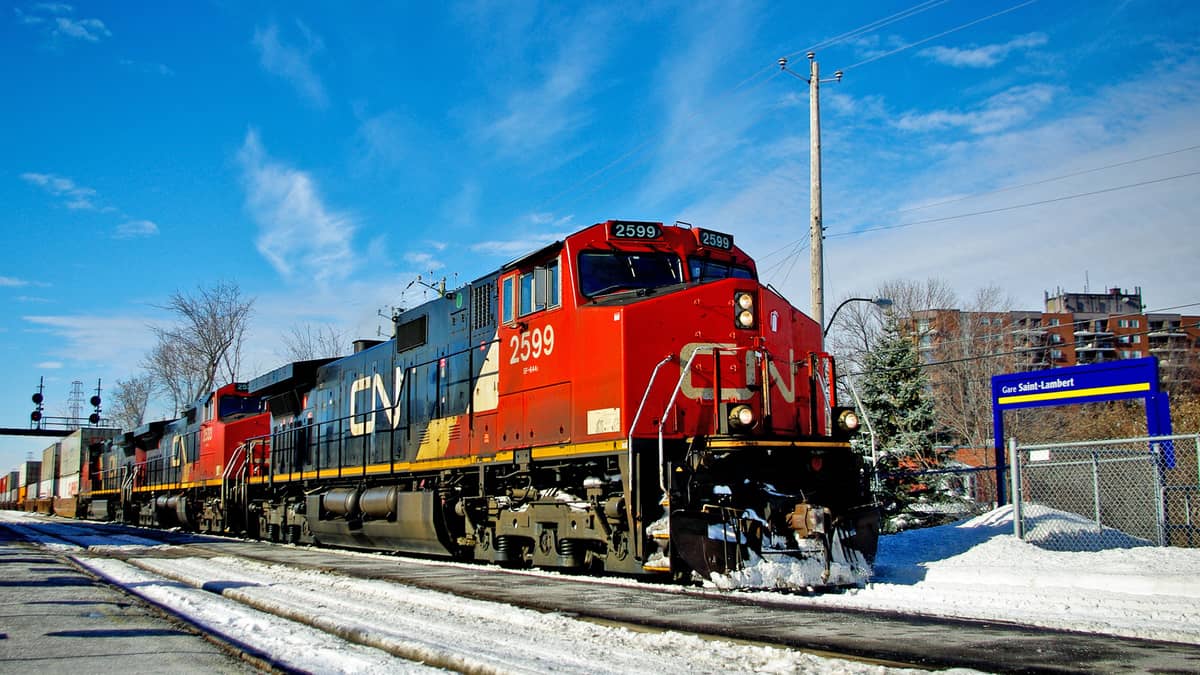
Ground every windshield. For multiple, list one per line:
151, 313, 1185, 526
578, 251, 683, 298
688, 258, 755, 283
218, 395, 261, 420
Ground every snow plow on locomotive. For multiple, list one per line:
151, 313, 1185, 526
73, 220, 879, 587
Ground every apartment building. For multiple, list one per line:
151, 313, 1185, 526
910, 287, 1199, 386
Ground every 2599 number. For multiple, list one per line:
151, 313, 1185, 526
611, 222, 661, 239
509, 325, 555, 364
699, 229, 733, 250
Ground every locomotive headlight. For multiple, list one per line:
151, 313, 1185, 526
728, 404, 755, 428
837, 409, 861, 432
734, 291, 756, 329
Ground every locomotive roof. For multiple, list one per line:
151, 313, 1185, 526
500, 239, 564, 272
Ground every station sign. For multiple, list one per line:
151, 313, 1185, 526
990, 357, 1172, 504
992, 357, 1159, 410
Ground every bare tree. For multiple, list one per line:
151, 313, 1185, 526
109, 374, 154, 430
145, 281, 255, 411
928, 285, 1016, 448
278, 323, 347, 362
827, 278, 958, 382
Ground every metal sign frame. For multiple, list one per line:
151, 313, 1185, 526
990, 357, 1172, 505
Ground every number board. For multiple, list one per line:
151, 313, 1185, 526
609, 221, 662, 240
698, 228, 734, 250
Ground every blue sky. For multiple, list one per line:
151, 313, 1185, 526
3, 0, 1198, 468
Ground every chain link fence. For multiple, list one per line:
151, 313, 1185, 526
1010, 435, 1200, 550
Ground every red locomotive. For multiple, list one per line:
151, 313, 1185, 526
74, 220, 879, 586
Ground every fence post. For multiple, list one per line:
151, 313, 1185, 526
1009, 437, 1022, 540
1091, 451, 1102, 531
1152, 441, 1166, 546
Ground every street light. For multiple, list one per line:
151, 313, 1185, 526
823, 296, 893, 337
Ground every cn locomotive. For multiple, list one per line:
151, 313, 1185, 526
71, 220, 880, 586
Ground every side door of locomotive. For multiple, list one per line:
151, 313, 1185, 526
496, 254, 572, 448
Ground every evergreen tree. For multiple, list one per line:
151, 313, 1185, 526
856, 316, 945, 519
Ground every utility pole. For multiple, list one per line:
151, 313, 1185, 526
809, 53, 825, 335
780, 53, 841, 340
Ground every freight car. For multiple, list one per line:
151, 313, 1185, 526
74, 219, 879, 586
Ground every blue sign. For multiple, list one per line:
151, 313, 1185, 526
990, 357, 1173, 505
992, 357, 1159, 410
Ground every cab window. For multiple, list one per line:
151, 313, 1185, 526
502, 276, 515, 324
578, 251, 682, 298
688, 258, 755, 283
218, 395, 261, 420
518, 258, 560, 317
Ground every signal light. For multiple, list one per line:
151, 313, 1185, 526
31, 381, 45, 427
89, 382, 102, 425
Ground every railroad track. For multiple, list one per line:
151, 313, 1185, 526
5, 515, 1199, 673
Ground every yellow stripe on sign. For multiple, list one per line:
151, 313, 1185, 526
997, 382, 1150, 405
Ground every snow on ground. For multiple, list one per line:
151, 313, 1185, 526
5, 505, 1199, 672
0, 511, 940, 675
732, 505, 1200, 645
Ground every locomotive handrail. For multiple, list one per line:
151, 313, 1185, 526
120, 465, 135, 493
223, 442, 248, 482
221, 441, 249, 508
815, 365, 832, 437
656, 344, 762, 493
627, 354, 676, 561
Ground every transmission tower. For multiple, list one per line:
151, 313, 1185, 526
68, 380, 83, 430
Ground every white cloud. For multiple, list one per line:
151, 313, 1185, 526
120, 59, 175, 77
895, 84, 1060, 135
53, 15, 109, 41
353, 110, 409, 169
115, 219, 159, 238
920, 33, 1049, 68
237, 129, 358, 286
404, 252, 445, 272
17, 4, 109, 41
20, 171, 99, 210
0, 276, 30, 287
34, 3, 73, 15
14, 8, 44, 24
484, 57, 591, 155
442, 182, 481, 231
23, 314, 158, 368
252, 21, 327, 108
36, 361, 63, 369
477, 8, 614, 158
636, 4, 762, 206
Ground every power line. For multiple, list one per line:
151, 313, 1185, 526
827, 169, 1200, 239
839, 0, 1041, 72
895, 144, 1200, 215
757, 147, 1200, 288
781, 0, 952, 61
